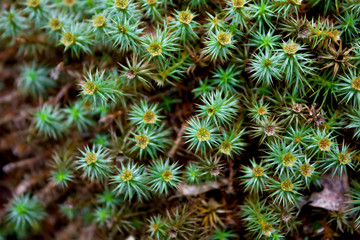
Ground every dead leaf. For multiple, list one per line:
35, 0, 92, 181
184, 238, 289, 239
309, 173, 350, 211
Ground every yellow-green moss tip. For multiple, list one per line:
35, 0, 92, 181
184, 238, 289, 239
196, 127, 210, 141
136, 135, 150, 149
85, 152, 97, 164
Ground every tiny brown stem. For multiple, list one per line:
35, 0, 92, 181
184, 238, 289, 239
168, 123, 188, 158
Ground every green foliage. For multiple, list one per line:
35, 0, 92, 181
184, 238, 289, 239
348, 180, 360, 229
249, 50, 282, 86
278, 40, 314, 94
248, 0, 275, 31
170, 8, 199, 42
128, 100, 163, 127
148, 215, 167, 239
148, 158, 182, 195
184, 162, 201, 185
240, 159, 269, 195
141, 25, 179, 67
224, 0, 248, 29
18, 61, 55, 97
111, 161, 150, 201
249, 30, 281, 52
5, 194, 46, 231
76, 145, 113, 182
141, 0, 164, 22
211, 65, 242, 94
60, 22, 93, 57
211, 228, 237, 240
107, 0, 141, 22
184, 117, 218, 154
130, 123, 171, 159
308, 129, 335, 156
0, 7, 27, 39
337, 69, 360, 107
49, 149, 75, 188
119, 56, 154, 90
79, 69, 123, 107
63, 101, 94, 132
198, 155, 225, 181
96, 188, 123, 208
196, 91, 239, 127
33, 104, 65, 139
93, 206, 112, 226
3, 0, 360, 238
217, 129, 246, 158
267, 176, 302, 207
203, 29, 236, 63
321, 142, 355, 178
240, 198, 279, 239
24, 0, 50, 24
263, 140, 300, 177
106, 16, 143, 52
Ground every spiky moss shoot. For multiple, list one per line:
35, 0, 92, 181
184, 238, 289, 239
93, 14, 106, 28
146, 0, 157, 5
61, 32, 75, 47
261, 223, 274, 237
258, 107, 267, 115
82, 81, 97, 95
338, 152, 351, 164
148, 158, 182, 195
318, 138, 331, 151
264, 140, 300, 176
111, 162, 149, 201
63, 0, 76, 7
253, 166, 264, 177
115, 0, 129, 9
162, 170, 173, 182
77, 145, 113, 182
283, 41, 299, 55
120, 169, 133, 181
136, 135, 150, 149
281, 152, 296, 167
129, 100, 163, 126
49, 18, 62, 31
219, 141, 232, 155
281, 179, 294, 191
217, 130, 246, 158
143, 110, 157, 124
300, 163, 314, 177
5, 194, 46, 231
85, 152, 97, 164
34, 104, 65, 139
232, 0, 246, 8
352, 77, 360, 91
197, 91, 239, 127
147, 42, 162, 56
216, 31, 232, 45
179, 11, 194, 24
27, 0, 41, 8
196, 126, 211, 142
